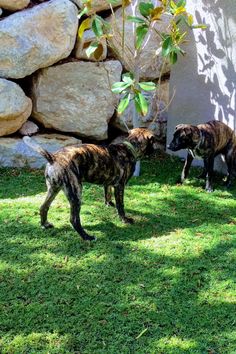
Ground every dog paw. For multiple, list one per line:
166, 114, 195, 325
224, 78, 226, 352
82, 234, 97, 242
41, 222, 54, 229
205, 187, 214, 193
122, 217, 134, 224
223, 180, 232, 189
105, 201, 115, 207
176, 177, 183, 185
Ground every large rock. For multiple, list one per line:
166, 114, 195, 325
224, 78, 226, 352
0, 0, 30, 11
0, 0, 78, 79
72, 0, 122, 14
107, 2, 171, 80
0, 78, 32, 137
0, 134, 81, 168
31, 60, 122, 140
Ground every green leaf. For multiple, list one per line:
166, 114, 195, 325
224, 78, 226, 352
176, 0, 186, 7
136, 25, 148, 49
169, 51, 178, 64
191, 24, 208, 29
172, 45, 185, 56
92, 16, 103, 37
135, 92, 148, 116
100, 18, 111, 32
111, 82, 131, 94
77, 6, 88, 20
85, 41, 99, 58
139, 2, 154, 17
122, 72, 134, 84
134, 96, 142, 115
117, 94, 131, 115
139, 82, 156, 91
162, 35, 173, 57
127, 16, 146, 24
170, 0, 177, 9
107, 0, 121, 5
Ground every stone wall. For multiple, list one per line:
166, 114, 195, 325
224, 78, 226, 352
0, 0, 170, 168
167, 0, 236, 172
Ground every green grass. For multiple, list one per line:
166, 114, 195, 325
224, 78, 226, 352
0, 153, 236, 354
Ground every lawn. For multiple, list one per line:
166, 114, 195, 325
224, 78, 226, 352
0, 153, 236, 354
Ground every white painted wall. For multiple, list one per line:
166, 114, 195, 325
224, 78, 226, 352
167, 0, 236, 172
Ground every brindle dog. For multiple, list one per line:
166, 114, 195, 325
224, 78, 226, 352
24, 128, 158, 241
167, 120, 236, 192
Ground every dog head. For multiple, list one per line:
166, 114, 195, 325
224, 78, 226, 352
167, 124, 200, 151
127, 128, 159, 158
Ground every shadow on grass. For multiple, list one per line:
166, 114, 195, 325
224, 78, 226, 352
133, 154, 236, 196
1, 156, 236, 353
0, 219, 236, 353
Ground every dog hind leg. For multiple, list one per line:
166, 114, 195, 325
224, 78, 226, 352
63, 180, 96, 241
40, 182, 60, 229
104, 185, 115, 207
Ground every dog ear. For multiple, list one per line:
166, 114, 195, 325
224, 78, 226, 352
149, 135, 159, 149
175, 124, 185, 131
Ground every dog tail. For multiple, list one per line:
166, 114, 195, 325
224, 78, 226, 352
23, 136, 55, 164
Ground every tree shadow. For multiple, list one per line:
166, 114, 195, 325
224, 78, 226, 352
195, 0, 236, 127
167, 0, 236, 172
0, 219, 236, 353
1, 155, 236, 352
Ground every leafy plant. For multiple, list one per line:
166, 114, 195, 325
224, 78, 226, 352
78, 0, 206, 116
111, 72, 156, 115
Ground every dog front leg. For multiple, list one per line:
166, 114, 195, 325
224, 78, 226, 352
114, 185, 134, 224
204, 155, 214, 192
104, 185, 115, 207
63, 182, 96, 241
180, 152, 193, 183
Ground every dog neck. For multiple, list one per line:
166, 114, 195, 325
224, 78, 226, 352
188, 129, 203, 158
123, 141, 138, 160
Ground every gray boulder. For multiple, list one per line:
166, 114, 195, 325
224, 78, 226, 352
0, 78, 32, 137
0, 134, 81, 168
71, 0, 122, 14
0, 0, 78, 79
31, 60, 122, 140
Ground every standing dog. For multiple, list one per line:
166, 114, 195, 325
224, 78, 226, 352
167, 120, 236, 192
24, 128, 158, 241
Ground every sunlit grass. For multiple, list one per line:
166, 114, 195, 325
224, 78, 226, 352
0, 153, 236, 353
